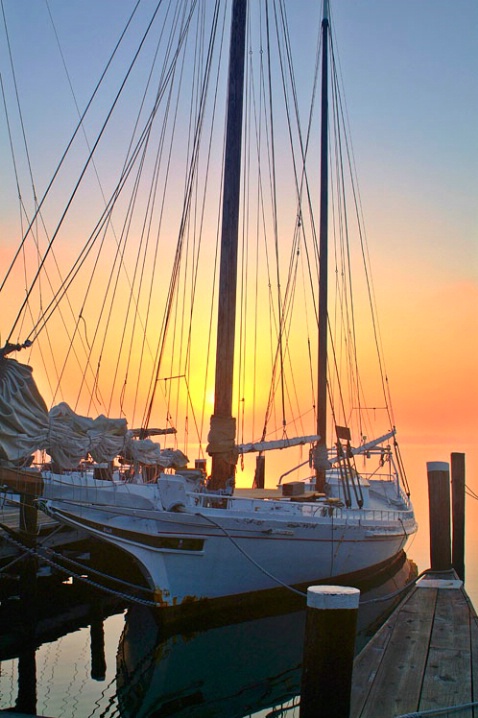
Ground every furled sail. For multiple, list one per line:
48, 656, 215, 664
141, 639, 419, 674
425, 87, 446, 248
0, 358, 50, 463
0, 358, 182, 469
47, 402, 127, 468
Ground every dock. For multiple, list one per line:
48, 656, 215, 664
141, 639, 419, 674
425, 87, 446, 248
350, 455, 474, 718
299, 454, 476, 718
351, 570, 478, 717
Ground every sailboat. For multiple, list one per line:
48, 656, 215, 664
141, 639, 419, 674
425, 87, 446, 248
0, 0, 416, 609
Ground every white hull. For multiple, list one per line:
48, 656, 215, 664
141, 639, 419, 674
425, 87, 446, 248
43, 473, 417, 607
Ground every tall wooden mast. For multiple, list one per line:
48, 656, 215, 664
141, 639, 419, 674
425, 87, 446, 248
207, 0, 247, 491
315, 0, 330, 491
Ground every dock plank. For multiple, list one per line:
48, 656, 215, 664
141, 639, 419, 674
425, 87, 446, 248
419, 588, 472, 714
351, 607, 401, 716
351, 587, 437, 717
351, 575, 478, 718
471, 617, 478, 718
420, 646, 472, 717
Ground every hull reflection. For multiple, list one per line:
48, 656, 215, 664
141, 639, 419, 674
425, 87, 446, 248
116, 554, 416, 718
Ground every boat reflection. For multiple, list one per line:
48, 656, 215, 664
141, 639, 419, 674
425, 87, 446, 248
116, 553, 417, 718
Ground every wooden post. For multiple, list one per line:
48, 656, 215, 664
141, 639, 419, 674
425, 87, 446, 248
426, 461, 451, 571
19, 493, 38, 535
254, 455, 265, 489
15, 648, 37, 715
90, 617, 106, 681
19, 492, 39, 620
451, 452, 465, 581
300, 585, 360, 718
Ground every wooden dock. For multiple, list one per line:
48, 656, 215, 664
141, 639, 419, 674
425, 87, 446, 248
351, 571, 478, 718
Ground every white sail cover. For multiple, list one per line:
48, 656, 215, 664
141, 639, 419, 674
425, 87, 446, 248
48, 402, 127, 468
121, 438, 188, 468
0, 358, 180, 469
0, 358, 50, 462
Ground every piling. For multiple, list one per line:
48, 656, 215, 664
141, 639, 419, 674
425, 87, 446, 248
90, 618, 107, 681
451, 452, 465, 581
19, 493, 38, 535
300, 585, 360, 718
426, 461, 451, 571
254, 455, 265, 489
16, 496, 39, 714
15, 648, 37, 716
18, 492, 39, 625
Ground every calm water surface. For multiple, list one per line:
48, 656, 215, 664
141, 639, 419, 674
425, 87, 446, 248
0, 555, 415, 718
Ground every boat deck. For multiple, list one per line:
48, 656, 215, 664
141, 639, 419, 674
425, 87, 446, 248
351, 570, 478, 717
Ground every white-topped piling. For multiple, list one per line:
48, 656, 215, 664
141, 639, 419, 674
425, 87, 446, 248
300, 585, 360, 718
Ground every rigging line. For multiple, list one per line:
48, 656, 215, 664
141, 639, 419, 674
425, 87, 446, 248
248, 18, 274, 441
330, 48, 363, 436
25, 9, 201, 387
141, 0, 221, 432
253, 18, 289, 442
172, 3, 210, 446
267, 20, 309, 436
183, 376, 203, 450
1, 527, 160, 607
0, 1, 38, 207
329, 5, 395, 431
103, 0, 192, 417
25, 0, 200, 348
267, 0, 325, 435
130, 0, 197, 425
244, 5, 295, 447
6, 0, 168, 345
142, 0, 222, 434
0, 76, 103, 409
197, 37, 226, 454
0, 0, 144, 302
330, 68, 352, 430
265, 1, 287, 435
331, 39, 395, 430
90, 147, 152, 416
0, 14, 65, 394
45, 0, 155, 406
237, 6, 255, 450
275, 0, 322, 283
250, 4, 266, 443
53, 147, 150, 411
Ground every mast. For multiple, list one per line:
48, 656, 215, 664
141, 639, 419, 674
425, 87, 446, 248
207, 0, 247, 491
315, 0, 330, 491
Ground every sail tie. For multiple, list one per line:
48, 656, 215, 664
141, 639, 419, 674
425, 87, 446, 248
206, 415, 238, 465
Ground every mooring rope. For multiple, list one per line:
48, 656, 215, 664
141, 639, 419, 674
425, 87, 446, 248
196, 510, 307, 598
394, 701, 478, 717
1, 512, 423, 609
0, 526, 161, 607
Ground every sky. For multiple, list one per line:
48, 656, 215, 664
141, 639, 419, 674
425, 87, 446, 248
0, 0, 477, 525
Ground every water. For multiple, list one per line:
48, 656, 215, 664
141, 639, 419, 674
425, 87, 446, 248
0, 549, 421, 718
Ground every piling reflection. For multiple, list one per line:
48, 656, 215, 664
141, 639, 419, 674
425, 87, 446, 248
115, 554, 417, 718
